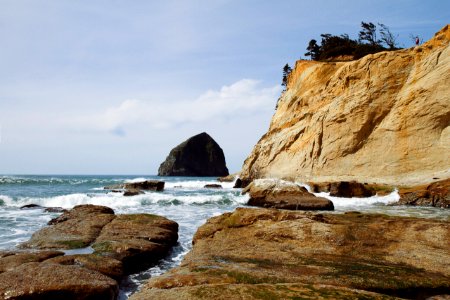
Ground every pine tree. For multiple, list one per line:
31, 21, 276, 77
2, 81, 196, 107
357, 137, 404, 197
282, 64, 292, 89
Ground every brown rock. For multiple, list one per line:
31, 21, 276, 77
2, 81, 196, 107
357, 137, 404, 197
240, 25, 450, 186
134, 208, 450, 299
131, 283, 400, 300
0, 250, 63, 273
243, 179, 334, 210
329, 181, 375, 197
21, 205, 116, 249
92, 214, 178, 274
396, 178, 450, 208
217, 174, 236, 182
46, 254, 123, 279
0, 262, 118, 300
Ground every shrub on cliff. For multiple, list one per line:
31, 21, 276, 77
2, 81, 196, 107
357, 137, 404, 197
305, 22, 400, 61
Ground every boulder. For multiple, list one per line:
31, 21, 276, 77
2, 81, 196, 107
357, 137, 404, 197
21, 204, 116, 249
92, 214, 179, 274
0, 250, 63, 273
396, 179, 450, 208
243, 179, 334, 210
217, 174, 236, 182
133, 208, 450, 300
233, 178, 243, 188
0, 262, 118, 300
158, 132, 229, 177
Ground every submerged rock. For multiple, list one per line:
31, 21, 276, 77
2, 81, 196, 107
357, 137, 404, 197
204, 184, 222, 189
133, 208, 450, 299
243, 179, 334, 210
104, 180, 165, 192
123, 189, 144, 196
158, 132, 229, 177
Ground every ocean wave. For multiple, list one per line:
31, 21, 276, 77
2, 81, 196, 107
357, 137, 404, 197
0, 175, 117, 186
313, 190, 400, 207
4, 191, 249, 209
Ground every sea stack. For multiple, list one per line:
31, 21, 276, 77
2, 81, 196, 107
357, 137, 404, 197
158, 132, 229, 177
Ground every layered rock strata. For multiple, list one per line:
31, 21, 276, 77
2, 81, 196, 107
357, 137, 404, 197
240, 25, 450, 186
132, 208, 450, 300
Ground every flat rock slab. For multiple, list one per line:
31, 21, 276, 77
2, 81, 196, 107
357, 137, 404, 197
0, 250, 63, 273
243, 179, 334, 210
46, 254, 123, 280
92, 214, 179, 274
21, 204, 116, 249
134, 208, 449, 299
131, 283, 402, 300
0, 262, 118, 300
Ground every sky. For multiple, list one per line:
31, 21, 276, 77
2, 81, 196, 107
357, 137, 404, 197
0, 0, 448, 175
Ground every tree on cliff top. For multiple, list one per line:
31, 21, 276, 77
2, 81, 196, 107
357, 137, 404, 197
282, 63, 292, 89
359, 22, 380, 46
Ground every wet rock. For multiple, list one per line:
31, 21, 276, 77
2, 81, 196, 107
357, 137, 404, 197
131, 283, 400, 300
0, 262, 118, 300
104, 180, 165, 192
233, 178, 243, 188
44, 207, 67, 213
92, 214, 178, 274
0, 250, 63, 273
21, 205, 116, 249
134, 208, 450, 300
158, 132, 229, 176
396, 179, 450, 208
329, 181, 375, 198
204, 184, 222, 189
243, 179, 334, 210
46, 254, 123, 280
123, 189, 144, 196
20, 204, 42, 209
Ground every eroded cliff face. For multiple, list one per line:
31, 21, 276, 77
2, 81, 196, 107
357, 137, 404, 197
241, 25, 450, 185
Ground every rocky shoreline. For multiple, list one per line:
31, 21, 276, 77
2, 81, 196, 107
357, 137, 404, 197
0, 204, 179, 299
132, 207, 449, 299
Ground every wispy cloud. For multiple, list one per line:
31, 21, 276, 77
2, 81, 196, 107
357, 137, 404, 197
65, 79, 281, 136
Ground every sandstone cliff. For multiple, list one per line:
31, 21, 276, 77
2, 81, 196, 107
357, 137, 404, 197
241, 25, 450, 185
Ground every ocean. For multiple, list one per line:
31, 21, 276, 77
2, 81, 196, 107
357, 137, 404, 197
0, 174, 448, 299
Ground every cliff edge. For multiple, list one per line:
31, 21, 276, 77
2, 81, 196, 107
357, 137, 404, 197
241, 25, 450, 185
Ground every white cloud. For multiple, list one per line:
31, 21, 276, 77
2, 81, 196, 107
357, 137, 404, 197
65, 79, 281, 135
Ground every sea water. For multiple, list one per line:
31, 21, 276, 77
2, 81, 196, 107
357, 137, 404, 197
0, 175, 448, 299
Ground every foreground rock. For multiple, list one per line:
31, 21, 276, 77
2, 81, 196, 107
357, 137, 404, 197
92, 214, 179, 274
22, 204, 115, 249
0, 250, 63, 273
243, 179, 334, 210
240, 25, 450, 186
8, 205, 179, 298
0, 262, 118, 300
396, 178, 450, 208
158, 132, 229, 176
133, 208, 450, 299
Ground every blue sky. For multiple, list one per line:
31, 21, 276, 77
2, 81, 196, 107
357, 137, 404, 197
0, 0, 448, 174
